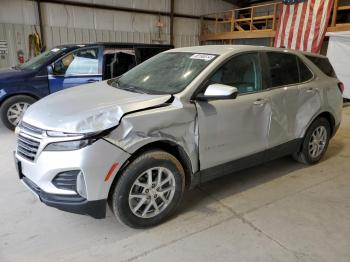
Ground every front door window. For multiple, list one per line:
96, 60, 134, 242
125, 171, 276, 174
48, 47, 101, 93
53, 48, 99, 76
208, 53, 262, 94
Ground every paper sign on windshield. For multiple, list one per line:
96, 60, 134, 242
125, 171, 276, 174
190, 54, 215, 61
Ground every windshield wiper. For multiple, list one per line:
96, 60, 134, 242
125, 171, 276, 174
120, 85, 147, 94
110, 80, 146, 94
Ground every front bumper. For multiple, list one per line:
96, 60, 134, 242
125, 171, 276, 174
21, 175, 106, 218
15, 138, 130, 218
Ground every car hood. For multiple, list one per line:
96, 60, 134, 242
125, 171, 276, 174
22, 81, 172, 133
0, 67, 32, 82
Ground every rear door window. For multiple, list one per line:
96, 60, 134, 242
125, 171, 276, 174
266, 52, 299, 87
305, 55, 336, 78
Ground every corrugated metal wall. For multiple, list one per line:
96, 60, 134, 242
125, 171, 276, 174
0, 0, 233, 68
0, 24, 37, 68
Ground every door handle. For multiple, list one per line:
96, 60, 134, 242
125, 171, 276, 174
306, 87, 318, 93
253, 98, 267, 106
87, 79, 98, 83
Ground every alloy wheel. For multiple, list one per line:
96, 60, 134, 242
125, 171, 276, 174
128, 167, 176, 219
308, 126, 327, 158
6, 102, 30, 126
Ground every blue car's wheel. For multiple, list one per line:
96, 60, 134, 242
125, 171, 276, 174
0, 95, 36, 130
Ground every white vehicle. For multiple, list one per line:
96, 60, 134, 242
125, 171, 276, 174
14, 45, 343, 228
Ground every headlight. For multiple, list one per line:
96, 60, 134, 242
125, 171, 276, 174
46, 130, 82, 137
44, 127, 116, 151
44, 138, 97, 151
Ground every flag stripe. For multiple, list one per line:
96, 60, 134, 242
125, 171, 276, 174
288, 4, 299, 48
300, 0, 312, 50
307, 0, 321, 51
303, 0, 315, 51
280, 4, 291, 47
284, 4, 295, 48
290, 3, 303, 49
295, 1, 308, 50
316, 0, 334, 52
317, 0, 331, 44
275, 3, 286, 48
311, 0, 326, 52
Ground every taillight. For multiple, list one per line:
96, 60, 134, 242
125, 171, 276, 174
338, 82, 344, 94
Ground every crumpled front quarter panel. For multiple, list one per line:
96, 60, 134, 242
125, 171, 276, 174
105, 99, 199, 173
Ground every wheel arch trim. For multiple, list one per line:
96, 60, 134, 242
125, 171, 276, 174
302, 111, 336, 138
107, 139, 195, 202
0, 93, 39, 108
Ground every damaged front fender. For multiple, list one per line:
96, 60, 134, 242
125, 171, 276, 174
104, 98, 199, 176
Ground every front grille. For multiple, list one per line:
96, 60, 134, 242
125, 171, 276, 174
19, 121, 44, 135
17, 134, 40, 161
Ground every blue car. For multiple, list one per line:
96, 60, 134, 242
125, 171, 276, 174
0, 43, 172, 130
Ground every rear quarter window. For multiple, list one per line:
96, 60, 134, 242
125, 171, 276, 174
298, 58, 313, 82
305, 55, 336, 78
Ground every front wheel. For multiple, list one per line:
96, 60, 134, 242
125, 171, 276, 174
0, 95, 36, 130
293, 117, 331, 165
110, 150, 185, 228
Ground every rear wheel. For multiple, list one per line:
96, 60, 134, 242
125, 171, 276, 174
110, 150, 185, 228
0, 95, 36, 130
293, 117, 331, 165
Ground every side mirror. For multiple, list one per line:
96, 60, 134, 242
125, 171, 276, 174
197, 84, 238, 101
47, 64, 53, 75
50, 62, 64, 75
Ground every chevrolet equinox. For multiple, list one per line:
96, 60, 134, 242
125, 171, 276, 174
14, 45, 343, 228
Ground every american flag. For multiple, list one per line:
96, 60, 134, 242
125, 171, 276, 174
274, 0, 334, 53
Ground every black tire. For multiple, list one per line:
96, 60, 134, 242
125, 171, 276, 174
293, 117, 331, 165
0, 95, 36, 130
110, 150, 185, 228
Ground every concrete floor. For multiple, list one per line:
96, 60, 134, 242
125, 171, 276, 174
1, 106, 350, 262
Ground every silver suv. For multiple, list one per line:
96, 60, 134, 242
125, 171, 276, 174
14, 45, 343, 228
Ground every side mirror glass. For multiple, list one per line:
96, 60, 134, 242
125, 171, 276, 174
51, 59, 67, 75
47, 64, 53, 75
197, 84, 238, 101
49, 62, 62, 75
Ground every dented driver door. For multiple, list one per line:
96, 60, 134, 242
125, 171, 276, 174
195, 52, 272, 175
196, 93, 272, 172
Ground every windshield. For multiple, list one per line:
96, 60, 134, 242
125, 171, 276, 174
19, 47, 67, 71
109, 52, 217, 94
